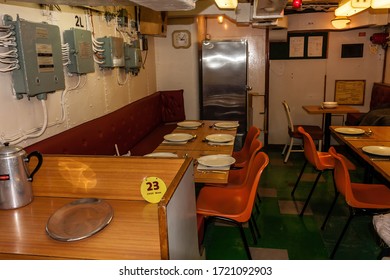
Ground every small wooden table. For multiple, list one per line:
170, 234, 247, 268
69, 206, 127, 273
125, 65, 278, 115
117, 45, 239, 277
303, 105, 360, 150
154, 120, 238, 184
330, 126, 390, 184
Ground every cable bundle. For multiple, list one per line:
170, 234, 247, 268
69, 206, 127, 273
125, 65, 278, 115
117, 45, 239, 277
92, 35, 105, 64
0, 25, 19, 72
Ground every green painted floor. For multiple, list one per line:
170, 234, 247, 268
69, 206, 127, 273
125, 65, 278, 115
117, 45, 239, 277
202, 145, 387, 260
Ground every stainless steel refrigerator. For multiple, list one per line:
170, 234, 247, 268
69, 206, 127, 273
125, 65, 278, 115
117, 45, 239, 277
200, 39, 248, 135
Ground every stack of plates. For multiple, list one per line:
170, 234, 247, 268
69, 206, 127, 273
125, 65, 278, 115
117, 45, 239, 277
362, 146, 390, 157
197, 154, 236, 170
177, 121, 202, 129
334, 127, 365, 135
322, 102, 338, 109
205, 133, 235, 145
144, 152, 178, 158
163, 133, 194, 143
213, 122, 239, 129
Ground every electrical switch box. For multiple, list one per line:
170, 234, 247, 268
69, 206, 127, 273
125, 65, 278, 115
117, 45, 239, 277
123, 43, 142, 74
63, 28, 95, 74
97, 36, 125, 68
5, 15, 65, 100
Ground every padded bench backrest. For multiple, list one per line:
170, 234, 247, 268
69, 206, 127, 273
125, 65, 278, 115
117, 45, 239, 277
370, 83, 390, 110
26, 92, 164, 155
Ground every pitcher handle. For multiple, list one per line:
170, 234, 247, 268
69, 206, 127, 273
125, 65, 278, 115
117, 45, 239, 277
26, 151, 43, 182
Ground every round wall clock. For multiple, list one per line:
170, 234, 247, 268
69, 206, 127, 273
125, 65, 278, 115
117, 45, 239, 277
172, 30, 191, 49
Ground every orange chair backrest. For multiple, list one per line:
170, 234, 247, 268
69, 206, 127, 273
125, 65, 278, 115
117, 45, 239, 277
297, 126, 321, 168
328, 147, 353, 202
241, 126, 261, 157
238, 152, 269, 222
235, 139, 263, 183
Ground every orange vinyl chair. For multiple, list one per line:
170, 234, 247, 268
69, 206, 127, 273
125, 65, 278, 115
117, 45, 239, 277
291, 126, 336, 217
205, 139, 264, 243
327, 146, 390, 259
282, 100, 323, 163
232, 126, 260, 167
228, 139, 263, 185
196, 152, 269, 259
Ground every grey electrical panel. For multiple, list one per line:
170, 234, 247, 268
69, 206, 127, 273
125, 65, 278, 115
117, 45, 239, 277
63, 28, 94, 74
123, 43, 142, 74
5, 15, 65, 100
97, 36, 125, 68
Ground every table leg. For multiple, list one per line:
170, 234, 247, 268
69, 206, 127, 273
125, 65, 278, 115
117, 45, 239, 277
323, 113, 332, 151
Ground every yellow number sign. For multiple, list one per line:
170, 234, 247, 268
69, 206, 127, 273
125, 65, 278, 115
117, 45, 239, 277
140, 177, 167, 203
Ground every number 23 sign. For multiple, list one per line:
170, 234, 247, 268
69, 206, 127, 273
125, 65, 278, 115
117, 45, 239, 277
140, 177, 167, 203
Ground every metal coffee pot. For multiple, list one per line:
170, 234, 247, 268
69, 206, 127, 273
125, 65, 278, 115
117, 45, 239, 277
0, 143, 43, 210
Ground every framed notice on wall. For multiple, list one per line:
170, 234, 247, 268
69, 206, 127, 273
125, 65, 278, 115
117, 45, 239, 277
334, 80, 366, 105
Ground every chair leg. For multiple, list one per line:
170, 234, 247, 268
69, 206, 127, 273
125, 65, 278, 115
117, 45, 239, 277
299, 171, 322, 216
238, 223, 252, 260
283, 137, 294, 163
248, 218, 257, 244
321, 192, 339, 230
282, 144, 288, 155
330, 209, 354, 259
212, 216, 252, 260
291, 160, 307, 196
251, 215, 261, 239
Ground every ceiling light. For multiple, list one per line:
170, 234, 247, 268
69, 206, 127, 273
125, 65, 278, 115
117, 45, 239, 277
335, 0, 369, 17
215, 0, 238, 9
331, 16, 351, 29
371, 0, 390, 8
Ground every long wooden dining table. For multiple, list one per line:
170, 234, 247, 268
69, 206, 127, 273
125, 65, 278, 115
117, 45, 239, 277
152, 120, 238, 184
330, 125, 390, 185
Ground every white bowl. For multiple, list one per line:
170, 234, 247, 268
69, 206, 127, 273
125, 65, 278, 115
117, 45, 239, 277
322, 102, 338, 109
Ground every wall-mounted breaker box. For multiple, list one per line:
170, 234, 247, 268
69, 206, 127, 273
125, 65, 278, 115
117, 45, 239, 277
63, 28, 95, 74
4, 15, 65, 100
123, 43, 142, 74
97, 36, 125, 68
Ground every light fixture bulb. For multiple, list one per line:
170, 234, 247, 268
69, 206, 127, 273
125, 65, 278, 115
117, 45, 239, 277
371, 0, 390, 8
331, 16, 351, 29
335, 0, 369, 16
215, 0, 238, 9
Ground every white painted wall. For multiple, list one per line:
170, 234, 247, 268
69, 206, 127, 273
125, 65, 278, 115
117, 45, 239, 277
0, 3, 157, 148
155, 22, 199, 119
269, 27, 385, 145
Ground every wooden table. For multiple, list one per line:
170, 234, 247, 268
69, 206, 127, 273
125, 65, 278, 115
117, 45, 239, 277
303, 105, 360, 150
330, 126, 390, 184
153, 120, 237, 184
0, 156, 201, 260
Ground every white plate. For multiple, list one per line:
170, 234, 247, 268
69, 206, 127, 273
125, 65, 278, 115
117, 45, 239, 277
362, 146, 390, 156
46, 198, 113, 242
197, 154, 236, 167
177, 121, 202, 128
214, 122, 239, 129
164, 133, 194, 142
144, 152, 178, 158
334, 127, 366, 135
205, 134, 235, 143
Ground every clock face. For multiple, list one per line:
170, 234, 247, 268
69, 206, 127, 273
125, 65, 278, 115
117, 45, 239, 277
172, 30, 191, 49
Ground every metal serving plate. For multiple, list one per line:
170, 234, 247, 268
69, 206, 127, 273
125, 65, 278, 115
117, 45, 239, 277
46, 198, 113, 242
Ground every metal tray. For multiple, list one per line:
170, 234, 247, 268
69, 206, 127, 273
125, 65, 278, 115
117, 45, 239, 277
46, 198, 113, 242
